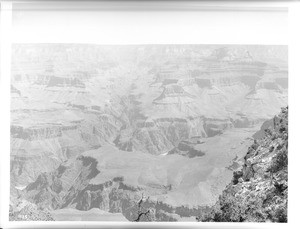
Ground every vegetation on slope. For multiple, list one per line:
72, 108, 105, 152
197, 107, 288, 222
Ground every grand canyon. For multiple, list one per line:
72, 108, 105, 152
9, 44, 288, 222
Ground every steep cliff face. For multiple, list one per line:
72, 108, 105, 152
115, 116, 207, 155
21, 155, 100, 210
16, 151, 214, 221
10, 113, 122, 186
197, 107, 288, 222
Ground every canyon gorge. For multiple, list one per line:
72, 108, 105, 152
9, 44, 288, 221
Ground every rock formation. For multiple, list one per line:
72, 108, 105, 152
197, 107, 288, 222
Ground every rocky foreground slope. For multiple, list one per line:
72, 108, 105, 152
197, 107, 288, 222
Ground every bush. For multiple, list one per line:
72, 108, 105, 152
274, 207, 287, 223
232, 171, 243, 185
268, 150, 288, 173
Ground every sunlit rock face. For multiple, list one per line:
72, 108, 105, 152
197, 107, 288, 223
10, 44, 288, 221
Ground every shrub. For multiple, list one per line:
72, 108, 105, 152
232, 171, 243, 185
268, 150, 288, 173
274, 207, 287, 223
